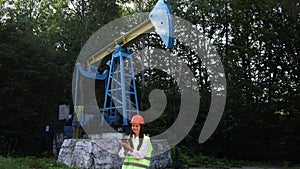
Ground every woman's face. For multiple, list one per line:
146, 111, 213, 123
132, 124, 141, 136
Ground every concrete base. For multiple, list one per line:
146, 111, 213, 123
57, 133, 172, 169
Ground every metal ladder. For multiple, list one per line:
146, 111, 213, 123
102, 45, 139, 126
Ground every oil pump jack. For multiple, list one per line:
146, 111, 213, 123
71, 0, 174, 137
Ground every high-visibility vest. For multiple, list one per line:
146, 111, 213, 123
122, 135, 153, 169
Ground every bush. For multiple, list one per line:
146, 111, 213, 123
0, 156, 72, 169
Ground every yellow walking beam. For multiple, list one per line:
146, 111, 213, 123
87, 19, 154, 66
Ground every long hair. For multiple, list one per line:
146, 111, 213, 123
129, 124, 145, 151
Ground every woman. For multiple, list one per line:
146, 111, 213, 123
119, 115, 153, 169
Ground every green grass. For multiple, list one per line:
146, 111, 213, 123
182, 154, 300, 169
0, 156, 73, 169
173, 148, 300, 169
1, 155, 299, 169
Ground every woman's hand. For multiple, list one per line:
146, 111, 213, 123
121, 141, 133, 152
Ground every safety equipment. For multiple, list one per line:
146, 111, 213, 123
130, 115, 145, 125
122, 135, 153, 169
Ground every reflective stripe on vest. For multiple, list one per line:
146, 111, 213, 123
123, 156, 150, 169
122, 135, 153, 169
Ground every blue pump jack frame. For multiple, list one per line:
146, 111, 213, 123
101, 45, 140, 126
73, 0, 174, 128
73, 46, 140, 127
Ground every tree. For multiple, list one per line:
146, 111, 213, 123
166, 0, 300, 162
0, 0, 121, 156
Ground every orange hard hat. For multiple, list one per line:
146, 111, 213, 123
130, 115, 145, 125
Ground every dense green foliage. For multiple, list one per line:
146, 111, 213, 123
169, 0, 300, 163
0, 0, 299, 165
0, 156, 72, 169
0, 0, 121, 155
